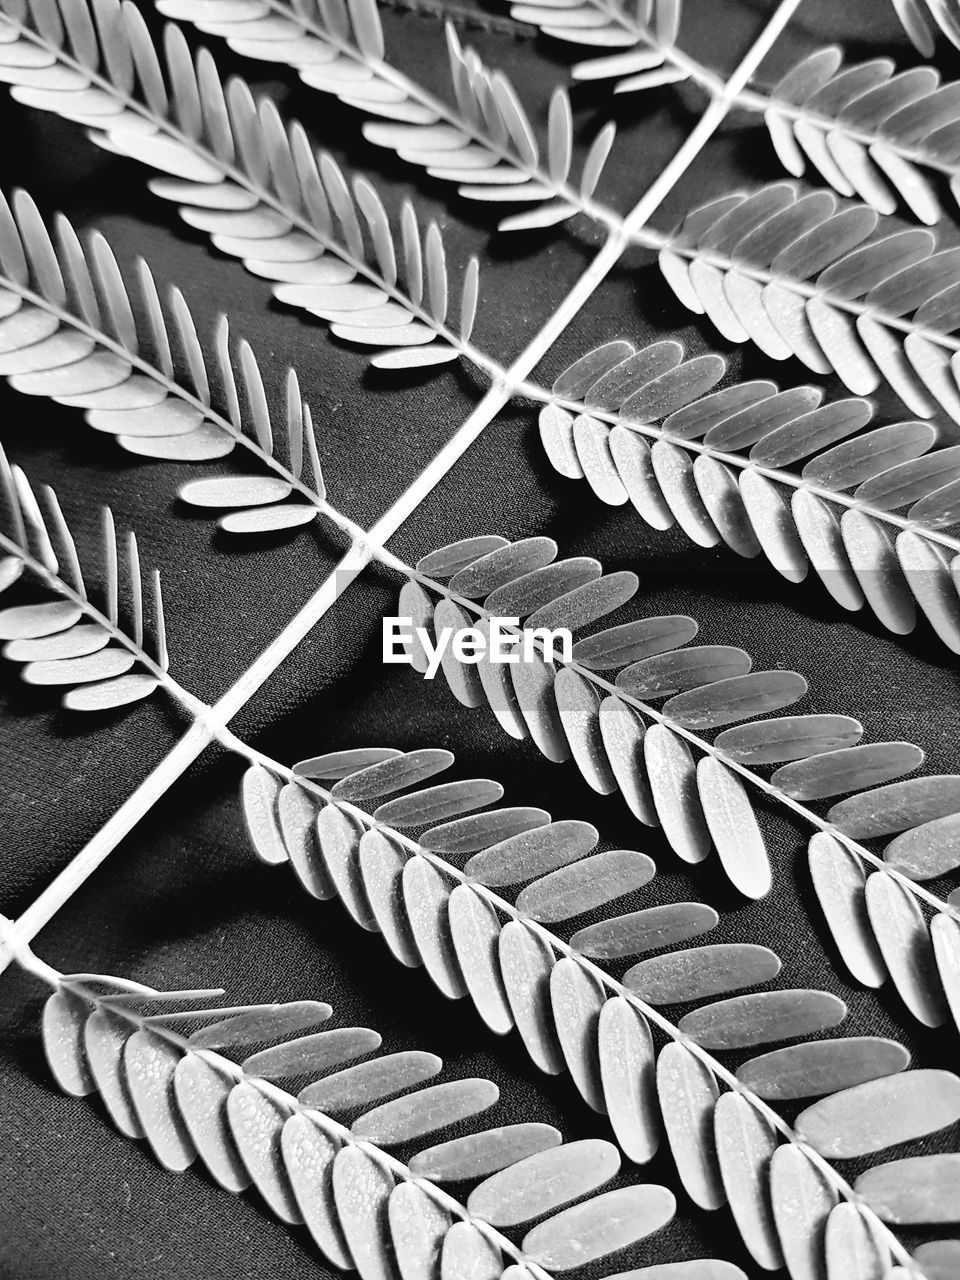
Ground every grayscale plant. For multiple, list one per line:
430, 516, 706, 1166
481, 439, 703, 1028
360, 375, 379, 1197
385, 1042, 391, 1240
2, 0, 960, 1276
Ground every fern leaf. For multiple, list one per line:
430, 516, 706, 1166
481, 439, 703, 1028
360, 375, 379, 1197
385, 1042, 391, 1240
0, 451, 168, 709
0, 0, 478, 370
754, 47, 960, 225
388, 533, 960, 1036
541, 336, 960, 649
157, 2, 625, 233
658, 182, 960, 431
0, 188, 343, 533
29, 958, 696, 1275
230, 749, 942, 1277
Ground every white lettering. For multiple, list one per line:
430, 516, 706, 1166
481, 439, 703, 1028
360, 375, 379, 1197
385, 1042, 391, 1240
383, 616, 572, 677
489, 617, 522, 663
452, 628, 485, 664
382, 616, 412, 663
523, 625, 572, 665
421, 625, 450, 680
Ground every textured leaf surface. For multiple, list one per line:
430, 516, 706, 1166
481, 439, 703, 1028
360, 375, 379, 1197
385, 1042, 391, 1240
714, 1093, 782, 1271
772, 742, 924, 800
189, 1001, 332, 1050
84, 1008, 144, 1139
626, 944, 781, 1005
241, 765, 288, 865
466, 1138, 620, 1226
515, 848, 655, 922
298, 1050, 442, 1114
795, 1069, 960, 1157
656, 1042, 723, 1211
521, 1185, 676, 1270
421, 807, 550, 855
332, 749, 454, 802
677, 989, 846, 1050
125, 1030, 197, 1171
281, 1115, 351, 1268
408, 1123, 561, 1183
573, 903, 718, 959
866, 871, 947, 1026
331, 1146, 395, 1280
643, 725, 711, 865
884, 813, 960, 879
550, 957, 606, 1112
499, 921, 564, 1076
598, 996, 660, 1164
448, 885, 513, 1035
663, 670, 807, 729
914, 1240, 960, 1279
829, 776, 960, 838
823, 1202, 888, 1280
736, 1037, 910, 1100
227, 1081, 302, 1224
770, 1144, 837, 1280
352, 1078, 499, 1145
374, 779, 503, 827
809, 833, 887, 988
174, 1053, 250, 1194
42, 989, 94, 1097
696, 757, 771, 899
464, 820, 598, 886
242, 1028, 382, 1079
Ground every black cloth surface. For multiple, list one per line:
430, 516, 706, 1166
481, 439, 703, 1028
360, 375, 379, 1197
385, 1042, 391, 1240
2, 1, 960, 1278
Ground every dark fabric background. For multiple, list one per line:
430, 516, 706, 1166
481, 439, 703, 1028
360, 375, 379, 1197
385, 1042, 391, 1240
2, 1, 959, 1277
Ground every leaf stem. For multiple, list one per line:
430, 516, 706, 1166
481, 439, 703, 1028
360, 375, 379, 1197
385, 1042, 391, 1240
0, 536, 375, 976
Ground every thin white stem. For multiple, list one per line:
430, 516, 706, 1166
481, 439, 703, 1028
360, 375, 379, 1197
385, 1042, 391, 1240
618, 0, 805, 239
0, 914, 63, 985
350, 4, 810, 515
0, 536, 375, 975
1, 0, 812, 964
